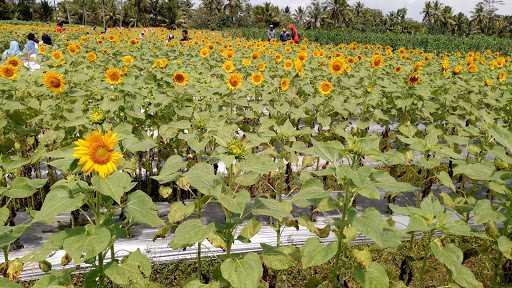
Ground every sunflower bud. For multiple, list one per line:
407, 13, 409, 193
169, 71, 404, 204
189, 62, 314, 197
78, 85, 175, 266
495, 159, 509, 170
486, 222, 498, 238
467, 145, 481, 155
227, 139, 248, 159
352, 249, 372, 268
6, 259, 23, 281
176, 177, 190, 191
61, 253, 72, 266
38, 260, 52, 272
88, 110, 105, 125
159, 186, 172, 199
343, 225, 358, 243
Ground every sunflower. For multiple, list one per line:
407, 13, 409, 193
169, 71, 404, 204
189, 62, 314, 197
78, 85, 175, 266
467, 63, 478, 73
173, 71, 189, 86
393, 66, 402, 73
5, 56, 21, 69
225, 49, 235, 59
38, 45, 46, 54
251, 51, 260, 60
0, 65, 17, 80
242, 59, 252, 67
294, 59, 304, 76
51, 50, 64, 61
280, 78, 290, 92
370, 54, 384, 68
105, 68, 123, 85
274, 53, 283, 63
453, 65, 462, 75
407, 73, 421, 86
43, 71, 65, 93
484, 79, 493, 86
67, 43, 80, 55
153, 58, 169, 69
227, 73, 243, 90
250, 72, 264, 86
297, 51, 308, 62
329, 60, 344, 74
284, 46, 292, 53
257, 62, 266, 72
319, 81, 333, 96
121, 55, 135, 65
86, 52, 97, 62
73, 131, 122, 178
283, 59, 293, 70
199, 47, 210, 58
128, 38, 139, 46
498, 71, 507, 82
223, 61, 235, 73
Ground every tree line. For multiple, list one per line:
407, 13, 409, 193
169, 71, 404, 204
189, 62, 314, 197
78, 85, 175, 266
0, 0, 511, 37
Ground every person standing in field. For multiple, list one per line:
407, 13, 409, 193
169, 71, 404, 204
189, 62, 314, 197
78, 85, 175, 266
180, 30, 190, 42
279, 28, 288, 42
23, 33, 38, 57
267, 25, 275, 41
288, 24, 300, 44
55, 22, 63, 33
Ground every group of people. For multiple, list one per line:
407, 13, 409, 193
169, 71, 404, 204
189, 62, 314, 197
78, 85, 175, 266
2, 32, 52, 60
267, 24, 300, 44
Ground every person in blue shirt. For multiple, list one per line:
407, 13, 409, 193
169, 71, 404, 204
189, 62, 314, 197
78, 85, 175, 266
279, 28, 288, 42
23, 33, 38, 57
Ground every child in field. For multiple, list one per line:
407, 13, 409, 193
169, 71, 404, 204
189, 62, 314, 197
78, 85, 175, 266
23, 33, 38, 57
2, 41, 22, 60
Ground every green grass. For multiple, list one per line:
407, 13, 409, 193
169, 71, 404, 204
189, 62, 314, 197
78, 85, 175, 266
228, 28, 512, 54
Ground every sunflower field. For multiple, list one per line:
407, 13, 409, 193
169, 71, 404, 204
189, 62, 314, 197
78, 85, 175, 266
0, 23, 512, 288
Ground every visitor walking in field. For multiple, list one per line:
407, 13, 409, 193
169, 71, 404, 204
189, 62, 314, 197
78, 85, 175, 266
279, 28, 288, 42
267, 25, 275, 41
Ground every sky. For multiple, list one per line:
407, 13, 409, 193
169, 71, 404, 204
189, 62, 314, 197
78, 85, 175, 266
237, 0, 512, 20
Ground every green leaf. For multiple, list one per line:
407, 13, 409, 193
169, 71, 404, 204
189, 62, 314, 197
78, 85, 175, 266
355, 262, 390, 288
0, 207, 9, 225
0, 224, 29, 247
300, 237, 337, 268
238, 218, 262, 243
63, 224, 111, 264
453, 163, 495, 181
168, 201, 195, 224
220, 253, 263, 288
498, 236, 512, 260
170, 219, 210, 249
32, 181, 86, 224
152, 155, 186, 184
92, 171, 135, 204
31, 269, 74, 288
292, 178, 330, 208
105, 250, 152, 288
185, 163, 222, 196
310, 139, 342, 163
252, 198, 292, 222
473, 200, 505, 225
436, 171, 455, 192
240, 154, 278, 175
217, 190, 250, 215
124, 190, 164, 227
3, 177, 47, 198
0, 277, 21, 288
353, 208, 402, 249
260, 243, 298, 270
489, 125, 512, 152
123, 136, 157, 153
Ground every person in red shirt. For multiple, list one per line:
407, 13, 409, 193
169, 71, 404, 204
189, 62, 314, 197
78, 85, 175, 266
288, 24, 300, 44
56, 22, 63, 33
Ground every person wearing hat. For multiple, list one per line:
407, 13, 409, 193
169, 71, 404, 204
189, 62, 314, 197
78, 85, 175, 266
267, 25, 275, 41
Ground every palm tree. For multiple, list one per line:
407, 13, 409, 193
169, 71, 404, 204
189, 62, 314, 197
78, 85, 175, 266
454, 12, 469, 35
305, 0, 325, 28
253, 2, 279, 26
440, 5, 455, 34
471, 2, 487, 33
292, 6, 306, 26
224, 0, 241, 26
325, 0, 350, 27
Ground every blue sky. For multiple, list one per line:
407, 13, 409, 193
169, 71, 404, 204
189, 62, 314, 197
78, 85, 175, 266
207, 0, 512, 20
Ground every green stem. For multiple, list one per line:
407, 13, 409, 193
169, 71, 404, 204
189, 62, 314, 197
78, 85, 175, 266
493, 247, 502, 287
197, 240, 202, 280
3, 246, 8, 263
110, 243, 115, 263
98, 251, 105, 286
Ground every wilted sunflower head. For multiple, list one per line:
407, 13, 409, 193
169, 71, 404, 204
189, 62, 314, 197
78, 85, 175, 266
43, 71, 65, 93
407, 73, 421, 86
0, 64, 17, 80
173, 71, 189, 86
105, 68, 123, 85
